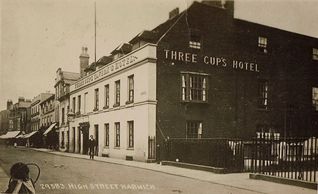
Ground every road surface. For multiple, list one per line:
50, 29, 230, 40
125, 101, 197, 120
0, 145, 259, 194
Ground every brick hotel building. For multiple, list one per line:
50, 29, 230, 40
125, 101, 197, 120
61, 1, 318, 161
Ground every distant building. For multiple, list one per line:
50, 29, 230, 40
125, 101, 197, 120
8, 97, 31, 133
30, 93, 53, 132
54, 64, 81, 151
0, 110, 9, 135
0, 100, 11, 135
39, 94, 59, 148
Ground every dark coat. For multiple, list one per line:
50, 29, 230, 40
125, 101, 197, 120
88, 139, 96, 149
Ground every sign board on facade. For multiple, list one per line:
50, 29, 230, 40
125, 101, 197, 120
164, 49, 260, 73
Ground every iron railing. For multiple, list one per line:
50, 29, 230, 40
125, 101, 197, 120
251, 136, 318, 183
148, 136, 156, 160
163, 138, 244, 172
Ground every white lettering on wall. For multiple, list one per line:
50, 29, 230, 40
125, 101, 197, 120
164, 49, 260, 73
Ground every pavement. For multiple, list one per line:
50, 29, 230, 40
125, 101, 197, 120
0, 165, 9, 193
27, 148, 317, 194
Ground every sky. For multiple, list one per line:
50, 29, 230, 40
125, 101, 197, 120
1, 0, 318, 110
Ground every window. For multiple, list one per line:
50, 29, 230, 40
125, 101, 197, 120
181, 73, 208, 102
127, 75, 134, 103
312, 87, 318, 111
313, 48, 318, 60
189, 34, 201, 49
61, 108, 65, 124
114, 80, 120, 106
104, 123, 109, 147
104, 85, 109, 108
77, 95, 81, 113
186, 121, 202, 138
9, 120, 13, 129
258, 36, 268, 53
115, 122, 120, 147
258, 80, 269, 109
72, 97, 76, 113
94, 88, 99, 111
84, 92, 88, 114
127, 121, 134, 148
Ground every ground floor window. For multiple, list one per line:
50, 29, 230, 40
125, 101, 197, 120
186, 121, 202, 138
104, 123, 109, 147
127, 121, 134, 148
61, 131, 65, 148
115, 122, 120, 147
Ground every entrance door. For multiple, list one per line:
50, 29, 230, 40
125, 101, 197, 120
78, 127, 81, 153
94, 125, 99, 156
82, 129, 89, 155
73, 127, 76, 152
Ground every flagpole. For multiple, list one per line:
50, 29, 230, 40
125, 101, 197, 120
94, 1, 97, 64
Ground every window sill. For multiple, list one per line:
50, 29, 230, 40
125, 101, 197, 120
257, 108, 270, 112
93, 108, 99, 112
103, 106, 109, 110
114, 147, 120, 150
181, 100, 208, 104
127, 147, 134, 150
113, 104, 120, 108
126, 101, 134, 105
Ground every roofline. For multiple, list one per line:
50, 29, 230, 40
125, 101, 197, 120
234, 18, 318, 40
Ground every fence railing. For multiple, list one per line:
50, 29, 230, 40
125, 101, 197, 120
250, 137, 318, 183
163, 138, 244, 172
148, 136, 156, 160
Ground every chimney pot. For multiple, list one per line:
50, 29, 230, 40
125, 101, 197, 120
169, 7, 179, 19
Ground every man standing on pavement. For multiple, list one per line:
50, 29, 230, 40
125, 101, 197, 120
88, 135, 96, 159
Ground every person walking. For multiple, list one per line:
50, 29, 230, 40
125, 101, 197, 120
88, 135, 96, 159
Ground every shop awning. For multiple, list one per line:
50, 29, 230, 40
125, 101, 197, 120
43, 123, 57, 136
0, 131, 20, 139
23, 131, 38, 139
15, 134, 25, 138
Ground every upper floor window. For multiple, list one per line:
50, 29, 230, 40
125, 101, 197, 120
181, 73, 208, 102
104, 84, 109, 108
84, 92, 88, 114
186, 121, 202, 138
312, 87, 318, 111
77, 95, 81, 113
258, 36, 268, 53
94, 88, 99, 111
61, 108, 65, 124
313, 48, 318, 60
258, 80, 269, 109
114, 80, 120, 106
72, 97, 76, 113
189, 34, 201, 49
127, 75, 134, 103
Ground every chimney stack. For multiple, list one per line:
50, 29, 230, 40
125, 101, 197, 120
202, 0, 234, 16
79, 47, 89, 77
169, 7, 179, 19
7, 100, 13, 110
18, 97, 25, 102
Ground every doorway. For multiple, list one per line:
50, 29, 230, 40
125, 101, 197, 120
82, 130, 89, 155
78, 127, 81, 153
94, 124, 99, 156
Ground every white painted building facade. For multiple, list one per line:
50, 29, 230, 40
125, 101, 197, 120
69, 44, 157, 161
